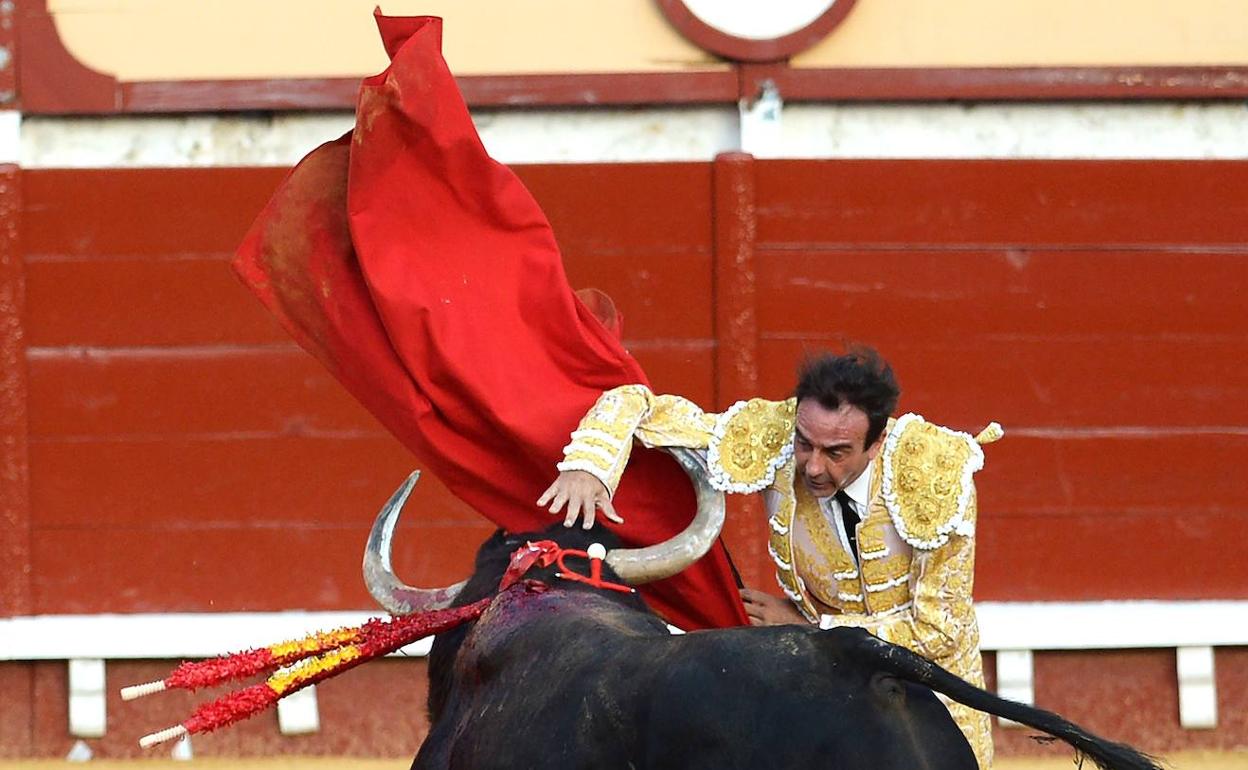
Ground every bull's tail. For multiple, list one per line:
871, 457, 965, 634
840, 630, 1164, 770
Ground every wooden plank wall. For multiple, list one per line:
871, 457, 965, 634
11, 158, 1248, 616
5, 157, 1248, 758
17, 163, 718, 615
751, 160, 1248, 601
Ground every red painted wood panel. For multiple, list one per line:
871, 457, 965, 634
755, 160, 1248, 247
981, 434, 1248, 516
27, 347, 377, 437
758, 336, 1248, 428
19, 163, 718, 619
28, 436, 445, 528
31, 522, 496, 614
20, 253, 715, 349
22, 168, 289, 258
17, 159, 1248, 622
976, 510, 1248, 601
23, 165, 714, 345
22, 164, 712, 257
749, 161, 1248, 603
522, 163, 712, 253
23, 256, 289, 347
25, 343, 710, 440
0, 664, 33, 757
23, 251, 713, 350
991, 648, 1248, 756
757, 249, 1246, 338
0, 165, 30, 618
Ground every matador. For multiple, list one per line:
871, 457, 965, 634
544, 350, 1003, 768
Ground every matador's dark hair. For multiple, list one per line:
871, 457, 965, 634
793, 346, 901, 449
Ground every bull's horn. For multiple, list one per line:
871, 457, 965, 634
605, 447, 726, 585
363, 471, 468, 615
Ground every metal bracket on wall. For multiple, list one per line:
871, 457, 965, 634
738, 79, 782, 157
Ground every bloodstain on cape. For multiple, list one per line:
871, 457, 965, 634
232, 13, 749, 631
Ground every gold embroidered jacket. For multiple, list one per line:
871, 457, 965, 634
559, 384, 1002, 768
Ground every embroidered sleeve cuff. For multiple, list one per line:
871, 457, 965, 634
558, 384, 654, 496
555, 457, 618, 495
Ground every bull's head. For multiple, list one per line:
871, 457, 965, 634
363, 448, 724, 614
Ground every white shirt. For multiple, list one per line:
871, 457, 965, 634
816, 461, 873, 561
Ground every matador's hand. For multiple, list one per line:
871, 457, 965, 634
741, 588, 807, 626
537, 470, 624, 529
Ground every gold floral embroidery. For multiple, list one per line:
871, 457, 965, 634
865, 553, 910, 583
791, 483, 864, 614
765, 465, 818, 619
881, 414, 983, 548
865, 583, 911, 612
560, 385, 722, 496
558, 385, 656, 492
857, 517, 889, 557
707, 399, 795, 493
856, 496, 913, 614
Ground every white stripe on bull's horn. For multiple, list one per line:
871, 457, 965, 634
363, 471, 468, 616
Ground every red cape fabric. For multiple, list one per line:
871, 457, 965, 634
233, 14, 748, 631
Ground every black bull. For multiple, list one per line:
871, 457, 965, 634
414, 527, 1161, 770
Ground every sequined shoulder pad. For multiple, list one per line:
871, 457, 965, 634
707, 398, 796, 493
880, 413, 985, 549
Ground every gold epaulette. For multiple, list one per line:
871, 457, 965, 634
880, 413, 1002, 549
707, 398, 796, 493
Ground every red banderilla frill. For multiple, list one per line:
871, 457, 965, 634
122, 540, 571, 748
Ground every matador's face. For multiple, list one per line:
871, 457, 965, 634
793, 399, 883, 498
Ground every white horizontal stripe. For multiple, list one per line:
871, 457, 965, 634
975, 600, 1248, 650
3, 600, 1248, 661
779, 102, 1248, 160
0, 611, 430, 660
18, 109, 736, 168
17, 102, 1248, 168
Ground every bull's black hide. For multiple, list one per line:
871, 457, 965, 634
417, 527, 1160, 770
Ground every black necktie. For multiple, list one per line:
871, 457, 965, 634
835, 490, 859, 560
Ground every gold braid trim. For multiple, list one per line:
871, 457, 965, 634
707, 398, 795, 493
791, 479, 865, 614
765, 463, 817, 621
880, 413, 996, 550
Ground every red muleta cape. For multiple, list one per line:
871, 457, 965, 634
232, 13, 748, 630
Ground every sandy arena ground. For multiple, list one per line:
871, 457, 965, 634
1, 754, 1244, 770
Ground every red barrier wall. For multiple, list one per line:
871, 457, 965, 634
4, 157, 1246, 757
